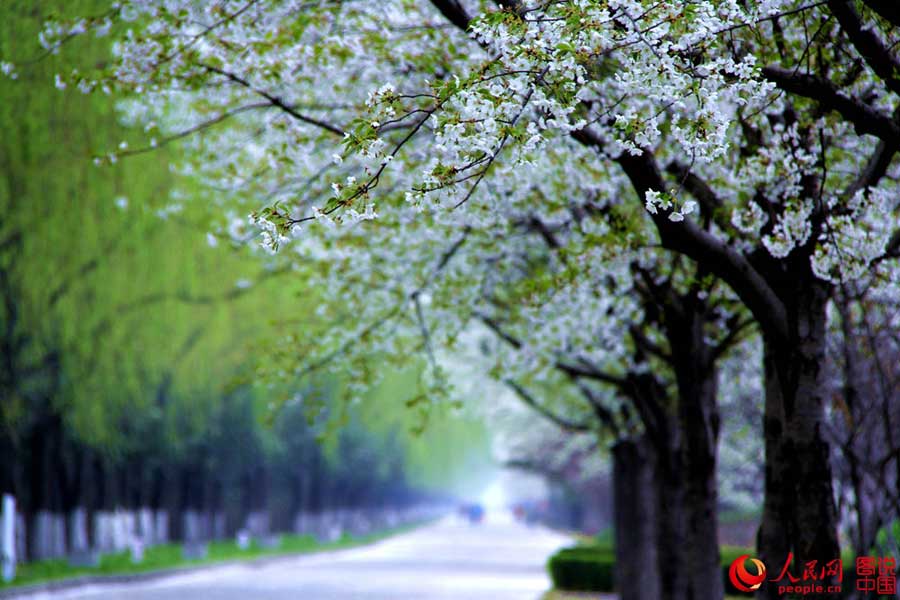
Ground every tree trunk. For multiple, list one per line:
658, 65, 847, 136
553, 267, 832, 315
665, 293, 724, 600
760, 278, 840, 598
757, 346, 792, 600
612, 436, 660, 600
0, 437, 14, 497
653, 425, 689, 600
164, 466, 184, 542
836, 294, 881, 560
677, 363, 723, 600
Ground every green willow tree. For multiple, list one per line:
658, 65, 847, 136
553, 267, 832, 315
2, 0, 492, 562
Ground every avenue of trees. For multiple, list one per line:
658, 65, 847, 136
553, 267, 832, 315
3, 1, 900, 599
0, 0, 490, 564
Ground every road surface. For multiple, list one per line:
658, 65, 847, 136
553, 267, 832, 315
25, 514, 571, 600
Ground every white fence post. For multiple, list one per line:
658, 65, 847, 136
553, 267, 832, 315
2, 494, 16, 583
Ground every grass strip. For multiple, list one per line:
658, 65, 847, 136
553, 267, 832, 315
1, 521, 426, 591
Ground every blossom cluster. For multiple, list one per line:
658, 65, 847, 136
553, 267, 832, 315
13, 0, 898, 423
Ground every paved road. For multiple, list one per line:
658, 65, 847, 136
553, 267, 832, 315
28, 515, 570, 600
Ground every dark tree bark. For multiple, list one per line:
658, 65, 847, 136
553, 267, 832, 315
675, 358, 723, 600
82, 449, 101, 549
164, 466, 184, 542
651, 414, 689, 600
759, 275, 840, 598
0, 437, 15, 497
25, 414, 62, 560
659, 287, 725, 600
628, 382, 720, 600
757, 347, 792, 600
612, 436, 660, 600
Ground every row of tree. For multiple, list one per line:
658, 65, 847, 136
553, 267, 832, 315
3, 382, 443, 561
489, 279, 900, 600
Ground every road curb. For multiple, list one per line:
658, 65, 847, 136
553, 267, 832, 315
0, 558, 255, 599
0, 519, 440, 598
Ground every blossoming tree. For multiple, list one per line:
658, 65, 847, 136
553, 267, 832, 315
15, 1, 900, 598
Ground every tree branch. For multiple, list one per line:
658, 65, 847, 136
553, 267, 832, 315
665, 160, 724, 219
762, 66, 900, 142
828, 0, 900, 96
428, 0, 472, 31
504, 379, 593, 433
885, 228, 900, 259
202, 65, 345, 137
504, 458, 567, 481
594, 135, 790, 342
476, 311, 628, 388
628, 323, 672, 364
572, 380, 621, 436
476, 311, 522, 348
844, 136, 900, 199
862, 0, 900, 28
710, 315, 755, 363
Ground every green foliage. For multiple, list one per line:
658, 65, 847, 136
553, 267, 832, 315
592, 527, 614, 547
0, 0, 298, 454
547, 541, 763, 594
873, 519, 900, 559
547, 545, 616, 592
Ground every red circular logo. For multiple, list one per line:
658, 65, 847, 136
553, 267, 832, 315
729, 554, 767, 592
